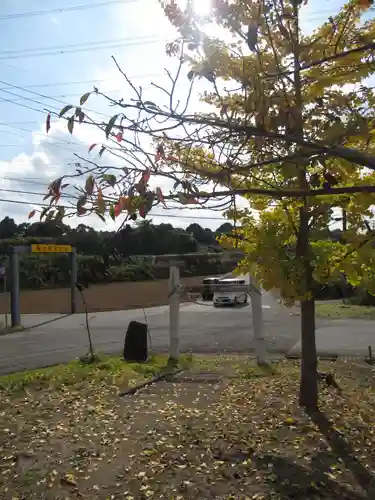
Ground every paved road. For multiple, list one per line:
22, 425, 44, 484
0, 289, 372, 374
289, 319, 375, 357
0, 290, 303, 374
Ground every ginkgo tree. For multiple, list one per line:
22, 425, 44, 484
38, 0, 375, 411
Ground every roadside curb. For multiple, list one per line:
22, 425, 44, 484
0, 325, 25, 336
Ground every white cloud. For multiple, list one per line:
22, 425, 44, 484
0, 118, 231, 230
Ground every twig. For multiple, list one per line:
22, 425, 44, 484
76, 284, 95, 360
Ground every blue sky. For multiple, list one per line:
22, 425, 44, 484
0, 0, 357, 230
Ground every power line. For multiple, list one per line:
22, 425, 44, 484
0, 0, 141, 21
0, 197, 69, 209
0, 10, 350, 60
0, 88, 63, 113
0, 72, 165, 91
0, 37, 165, 61
0, 34, 160, 56
0, 184, 225, 221
0, 81, 110, 119
1, 176, 57, 187
0, 95, 47, 114
149, 212, 224, 220
0, 1, 342, 22
0, 121, 41, 125
3, 84, 189, 102
0, 187, 75, 199
0, 194, 225, 220
0, 123, 92, 156
0, 96, 99, 149
0, 89, 124, 159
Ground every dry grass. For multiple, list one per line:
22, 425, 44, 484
0, 356, 374, 498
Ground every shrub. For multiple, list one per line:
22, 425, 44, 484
345, 287, 375, 306
312, 279, 354, 301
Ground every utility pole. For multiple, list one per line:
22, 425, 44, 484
168, 264, 180, 362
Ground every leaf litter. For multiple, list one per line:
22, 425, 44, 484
0, 356, 374, 499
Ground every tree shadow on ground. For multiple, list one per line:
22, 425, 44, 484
308, 410, 375, 497
251, 409, 375, 499
253, 452, 367, 499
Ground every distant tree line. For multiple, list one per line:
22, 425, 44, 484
0, 217, 236, 290
0, 216, 234, 255
0, 216, 366, 302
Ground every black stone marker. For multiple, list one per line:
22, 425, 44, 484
123, 320, 148, 362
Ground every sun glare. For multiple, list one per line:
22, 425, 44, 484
177, 0, 212, 18
191, 0, 212, 17
193, 0, 212, 16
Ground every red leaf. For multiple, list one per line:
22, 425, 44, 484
115, 132, 123, 143
46, 113, 51, 134
88, 143, 97, 153
166, 155, 178, 162
114, 201, 122, 217
28, 209, 36, 219
156, 187, 166, 206
178, 193, 198, 205
141, 169, 151, 184
139, 205, 146, 218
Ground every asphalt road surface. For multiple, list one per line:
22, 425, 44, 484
0, 290, 371, 374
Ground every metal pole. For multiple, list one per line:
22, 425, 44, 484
70, 248, 77, 314
168, 264, 180, 361
9, 250, 21, 327
4, 271, 8, 329
250, 275, 267, 365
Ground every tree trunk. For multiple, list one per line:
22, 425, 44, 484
297, 199, 318, 411
290, 0, 319, 412
299, 297, 318, 411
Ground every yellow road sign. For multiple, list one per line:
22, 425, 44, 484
31, 244, 72, 253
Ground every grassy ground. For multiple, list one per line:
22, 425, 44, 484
316, 302, 375, 320
0, 354, 190, 393
0, 355, 375, 499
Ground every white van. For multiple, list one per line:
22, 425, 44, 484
213, 278, 248, 307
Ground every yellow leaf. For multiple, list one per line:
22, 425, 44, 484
61, 472, 77, 486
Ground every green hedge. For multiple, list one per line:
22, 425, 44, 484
0, 252, 235, 291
